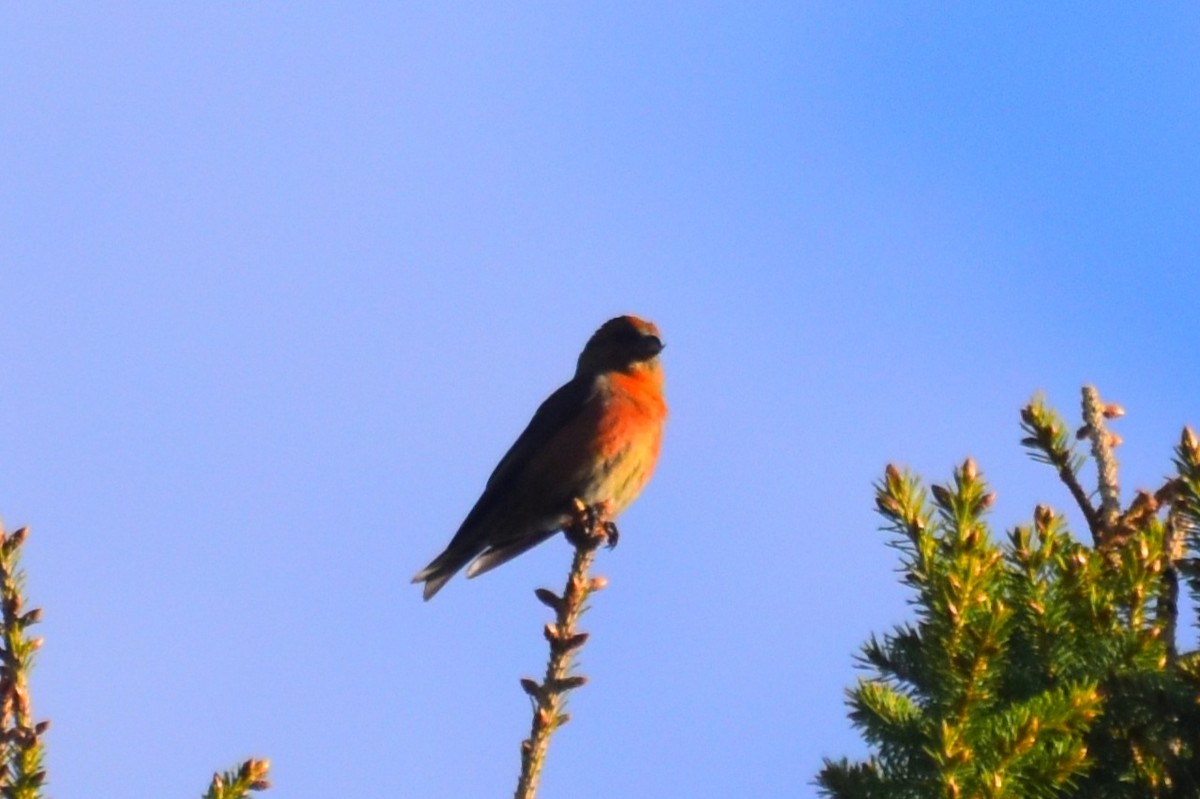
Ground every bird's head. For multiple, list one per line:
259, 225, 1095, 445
576, 315, 665, 377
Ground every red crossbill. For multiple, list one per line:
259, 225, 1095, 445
413, 315, 667, 600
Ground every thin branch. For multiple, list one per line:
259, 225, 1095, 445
1059, 465, 1101, 543
1019, 398, 1101, 541
1158, 509, 1183, 666
1081, 385, 1122, 540
514, 502, 612, 799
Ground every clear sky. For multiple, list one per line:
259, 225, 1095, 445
3, 4, 1199, 797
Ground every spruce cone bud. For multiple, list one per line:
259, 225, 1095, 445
1183, 427, 1199, 458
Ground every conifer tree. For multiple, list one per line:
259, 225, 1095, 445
819, 387, 1200, 798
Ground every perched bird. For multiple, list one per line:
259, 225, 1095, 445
413, 315, 667, 600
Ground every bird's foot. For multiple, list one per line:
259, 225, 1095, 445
567, 499, 616, 549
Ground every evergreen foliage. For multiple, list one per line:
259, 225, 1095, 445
0, 521, 270, 799
203, 758, 272, 799
819, 388, 1200, 799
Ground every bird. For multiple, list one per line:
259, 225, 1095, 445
413, 315, 667, 600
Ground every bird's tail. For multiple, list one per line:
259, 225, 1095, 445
463, 530, 558, 580
411, 546, 475, 601
413, 527, 560, 600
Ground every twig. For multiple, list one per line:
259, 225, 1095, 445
1059, 465, 1100, 543
1081, 385, 1122, 541
514, 502, 611, 799
1019, 398, 1101, 541
1158, 509, 1183, 666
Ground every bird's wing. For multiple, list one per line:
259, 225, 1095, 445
422, 376, 596, 566
484, 375, 597, 494
412, 375, 603, 599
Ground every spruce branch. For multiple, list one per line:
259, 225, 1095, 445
1171, 426, 1200, 636
0, 524, 48, 799
876, 463, 932, 545
825, 390, 1200, 799
1020, 397, 1100, 542
203, 758, 272, 799
1158, 509, 1182, 667
1080, 385, 1123, 542
514, 501, 613, 799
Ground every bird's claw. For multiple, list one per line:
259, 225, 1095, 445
566, 499, 618, 549
602, 521, 619, 549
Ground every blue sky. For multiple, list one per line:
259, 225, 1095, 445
3, 4, 1199, 797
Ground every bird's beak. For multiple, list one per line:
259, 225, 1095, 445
642, 335, 664, 358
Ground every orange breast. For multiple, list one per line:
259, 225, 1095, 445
587, 368, 667, 513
